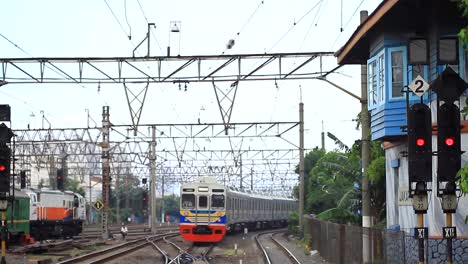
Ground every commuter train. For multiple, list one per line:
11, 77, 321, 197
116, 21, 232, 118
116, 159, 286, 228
179, 176, 297, 242
6, 188, 86, 244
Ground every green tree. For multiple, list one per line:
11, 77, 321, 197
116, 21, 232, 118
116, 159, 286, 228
293, 147, 325, 199
306, 151, 359, 215
66, 178, 86, 197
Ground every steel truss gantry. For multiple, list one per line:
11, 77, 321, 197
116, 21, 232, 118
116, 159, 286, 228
13, 121, 302, 193
0, 52, 334, 133
0, 52, 333, 84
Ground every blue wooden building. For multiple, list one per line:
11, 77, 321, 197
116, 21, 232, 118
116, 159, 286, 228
335, 0, 467, 236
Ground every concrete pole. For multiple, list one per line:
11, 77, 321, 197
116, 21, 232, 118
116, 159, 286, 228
299, 102, 305, 236
115, 164, 120, 223
360, 10, 372, 264
150, 126, 157, 232
161, 171, 165, 223
101, 106, 111, 239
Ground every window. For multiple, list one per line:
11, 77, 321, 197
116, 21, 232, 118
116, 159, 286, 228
367, 50, 385, 107
212, 194, 225, 208
181, 194, 195, 209
199, 196, 208, 208
378, 54, 385, 102
368, 61, 377, 106
391, 50, 404, 98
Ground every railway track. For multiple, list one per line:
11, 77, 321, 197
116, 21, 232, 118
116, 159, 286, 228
56, 232, 179, 264
150, 234, 214, 264
255, 230, 301, 264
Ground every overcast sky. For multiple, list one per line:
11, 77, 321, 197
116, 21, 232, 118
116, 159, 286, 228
0, 0, 382, 153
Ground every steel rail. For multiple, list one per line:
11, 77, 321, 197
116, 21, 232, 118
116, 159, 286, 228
57, 232, 177, 264
271, 232, 301, 264
255, 232, 273, 264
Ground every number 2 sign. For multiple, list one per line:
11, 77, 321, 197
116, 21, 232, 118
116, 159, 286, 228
409, 75, 430, 97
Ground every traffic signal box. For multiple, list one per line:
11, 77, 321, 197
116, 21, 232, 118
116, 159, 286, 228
437, 103, 461, 183
0, 144, 10, 193
57, 168, 64, 191
408, 103, 433, 184
142, 190, 148, 207
20, 170, 26, 189
430, 66, 467, 196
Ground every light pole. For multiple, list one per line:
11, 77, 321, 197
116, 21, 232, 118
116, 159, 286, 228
167, 21, 181, 57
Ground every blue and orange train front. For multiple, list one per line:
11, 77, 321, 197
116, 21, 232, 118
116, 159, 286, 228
179, 209, 226, 242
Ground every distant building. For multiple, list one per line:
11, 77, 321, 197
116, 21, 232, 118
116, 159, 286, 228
336, 0, 467, 236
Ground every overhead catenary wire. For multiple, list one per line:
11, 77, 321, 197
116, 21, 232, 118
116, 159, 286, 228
104, 0, 130, 38
0, 32, 112, 119
221, 0, 265, 54
124, 0, 132, 39
296, 0, 325, 53
268, 0, 323, 52
136, 0, 165, 56
330, 0, 367, 50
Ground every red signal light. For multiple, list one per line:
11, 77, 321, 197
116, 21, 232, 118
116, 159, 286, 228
416, 138, 425, 147
57, 175, 62, 180
445, 137, 455, 146
0, 165, 5, 172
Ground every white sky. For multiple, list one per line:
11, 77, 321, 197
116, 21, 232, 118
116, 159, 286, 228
0, 0, 384, 153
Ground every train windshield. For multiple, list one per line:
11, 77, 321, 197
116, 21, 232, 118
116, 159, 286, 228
198, 196, 208, 208
181, 194, 195, 209
211, 194, 225, 208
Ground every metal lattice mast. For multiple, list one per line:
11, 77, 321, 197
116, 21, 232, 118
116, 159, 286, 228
150, 126, 156, 232
101, 106, 111, 239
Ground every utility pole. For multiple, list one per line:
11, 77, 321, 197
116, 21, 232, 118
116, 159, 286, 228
115, 163, 120, 223
321, 120, 325, 150
360, 11, 371, 264
299, 102, 305, 236
101, 106, 111, 239
150, 126, 156, 232
239, 154, 243, 190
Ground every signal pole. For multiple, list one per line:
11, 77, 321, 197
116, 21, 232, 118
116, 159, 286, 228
101, 106, 111, 239
150, 126, 157, 233
431, 67, 467, 264
298, 102, 305, 236
0, 104, 12, 264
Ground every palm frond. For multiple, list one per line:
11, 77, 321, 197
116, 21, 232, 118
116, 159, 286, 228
327, 132, 350, 152
337, 189, 358, 209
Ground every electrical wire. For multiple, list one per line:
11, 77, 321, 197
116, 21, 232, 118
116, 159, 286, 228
221, 0, 265, 54
124, 0, 132, 39
296, 0, 325, 53
104, 0, 130, 38
268, 0, 323, 52
0, 32, 114, 125
136, 0, 164, 55
330, 0, 366, 50
0, 33, 32, 57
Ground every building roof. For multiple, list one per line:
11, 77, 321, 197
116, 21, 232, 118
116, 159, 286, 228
335, 0, 466, 65
335, 0, 399, 65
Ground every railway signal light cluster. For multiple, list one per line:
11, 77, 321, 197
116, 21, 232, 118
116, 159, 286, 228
437, 103, 461, 183
0, 145, 10, 193
20, 170, 26, 189
407, 103, 433, 184
142, 190, 148, 207
57, 169, 64, 191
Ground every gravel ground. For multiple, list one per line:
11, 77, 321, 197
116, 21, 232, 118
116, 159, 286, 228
274, 232, 329, 264
3, 229, 329, 264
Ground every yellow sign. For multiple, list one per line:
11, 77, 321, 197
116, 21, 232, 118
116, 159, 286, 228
93, 200, 104, 211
